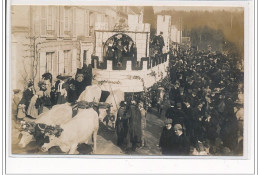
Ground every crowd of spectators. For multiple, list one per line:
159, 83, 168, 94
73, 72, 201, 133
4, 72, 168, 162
160, 45, 244, 155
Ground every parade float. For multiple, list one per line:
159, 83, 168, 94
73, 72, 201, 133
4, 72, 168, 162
91, 15, 172, 94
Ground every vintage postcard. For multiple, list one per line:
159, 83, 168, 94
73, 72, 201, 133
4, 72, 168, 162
10, 3, 245, 158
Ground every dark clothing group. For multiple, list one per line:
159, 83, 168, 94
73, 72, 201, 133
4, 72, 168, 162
105, 35, 137, 66
161, 46, 243, 155
159, 127, 190, 155
115, 104, 144, 152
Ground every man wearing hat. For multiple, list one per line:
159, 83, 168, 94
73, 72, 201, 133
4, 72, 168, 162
18, 81, 34, 118
159, 118, 175, 155
171, 123, 190, 155
115, 101, 128, 148
157, 31, 165, 54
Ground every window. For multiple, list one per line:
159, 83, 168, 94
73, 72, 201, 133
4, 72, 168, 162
64, 50, 72, 74
46, 7, 55, 35
40, 6, 47, 36
39, 52, 57, 79
64, 7, 72, 33
83, 50, 87, 65
46, 52, 57, 76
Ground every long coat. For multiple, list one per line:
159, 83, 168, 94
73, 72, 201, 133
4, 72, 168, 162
127, 105, 142, 144
159, 126, 175, 155
19, 88, 34, 112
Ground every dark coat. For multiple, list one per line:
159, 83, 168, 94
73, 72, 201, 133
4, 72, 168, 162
116, 107, 128, 146
127, 105, 142, 144
171, 134, 190, 155
159, 127, 175, 155
159, 127, 190, 155
19, 88, 34, 112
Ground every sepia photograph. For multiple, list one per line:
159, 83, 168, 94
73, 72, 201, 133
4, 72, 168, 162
10, 4, 244, 157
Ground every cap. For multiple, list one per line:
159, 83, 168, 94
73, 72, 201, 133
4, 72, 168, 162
164, 118, 172, 124
160, 31, 163, 34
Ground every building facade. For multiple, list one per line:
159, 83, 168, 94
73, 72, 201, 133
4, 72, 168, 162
11, 6, 142, 91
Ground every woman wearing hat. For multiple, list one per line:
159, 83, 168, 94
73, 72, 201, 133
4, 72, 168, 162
35, 81, 52, 116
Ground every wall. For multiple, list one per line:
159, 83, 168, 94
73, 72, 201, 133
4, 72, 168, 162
171, 25, 181, 43
92, 55, 169, 92
157, 15, 171, 52
11, 33, 32, 90
11, 6, 32, 90
11, 6, 140, 91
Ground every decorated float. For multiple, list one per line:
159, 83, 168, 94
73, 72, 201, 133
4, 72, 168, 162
91, 15, 172, 93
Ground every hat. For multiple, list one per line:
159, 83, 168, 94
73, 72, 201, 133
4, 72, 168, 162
76, 68, 84, 75
164, 118, 172, 124
120, 101, 127, 107
13, 89, 21, 94
28, 81, 34, 87
38, 81, 46, 88
160, 31, 163, 34
173, 123, 183, 130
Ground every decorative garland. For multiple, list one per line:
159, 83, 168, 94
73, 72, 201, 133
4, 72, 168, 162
147, 70, 157, 77
97, 80, 121, 85
20, 121, 63, 137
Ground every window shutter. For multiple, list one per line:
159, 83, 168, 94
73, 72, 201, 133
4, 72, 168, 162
59, 7, 64, 37
58, 50, 64, 75
53, 52, 58, 78
47, 7, 52, 31
85, 10, 90, 36
52, 7, 55, 31
72, 49, 77, 75
40, 7, 47, 36
68, 8, 72, 34
39, 52, 46, 78
72, 7, 76, 37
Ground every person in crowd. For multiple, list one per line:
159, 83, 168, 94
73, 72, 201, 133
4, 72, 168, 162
115, 40, 123, 66
171, 123, 190, 155
18, 81, 34, 117
126, 100, 142, 151
106, 39, 115, 58
159, 118, 175, 155
56, 76, 67, 104
157, 31, 165, 54
138, 101, 147, 147
12, 89, 22, 121
35, 81, 52, 115
115, 101, 128, 147
123, 40, 134, 58
42, 73, 52, 97
50, 86, 57, 106
66, 78, 77, 103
